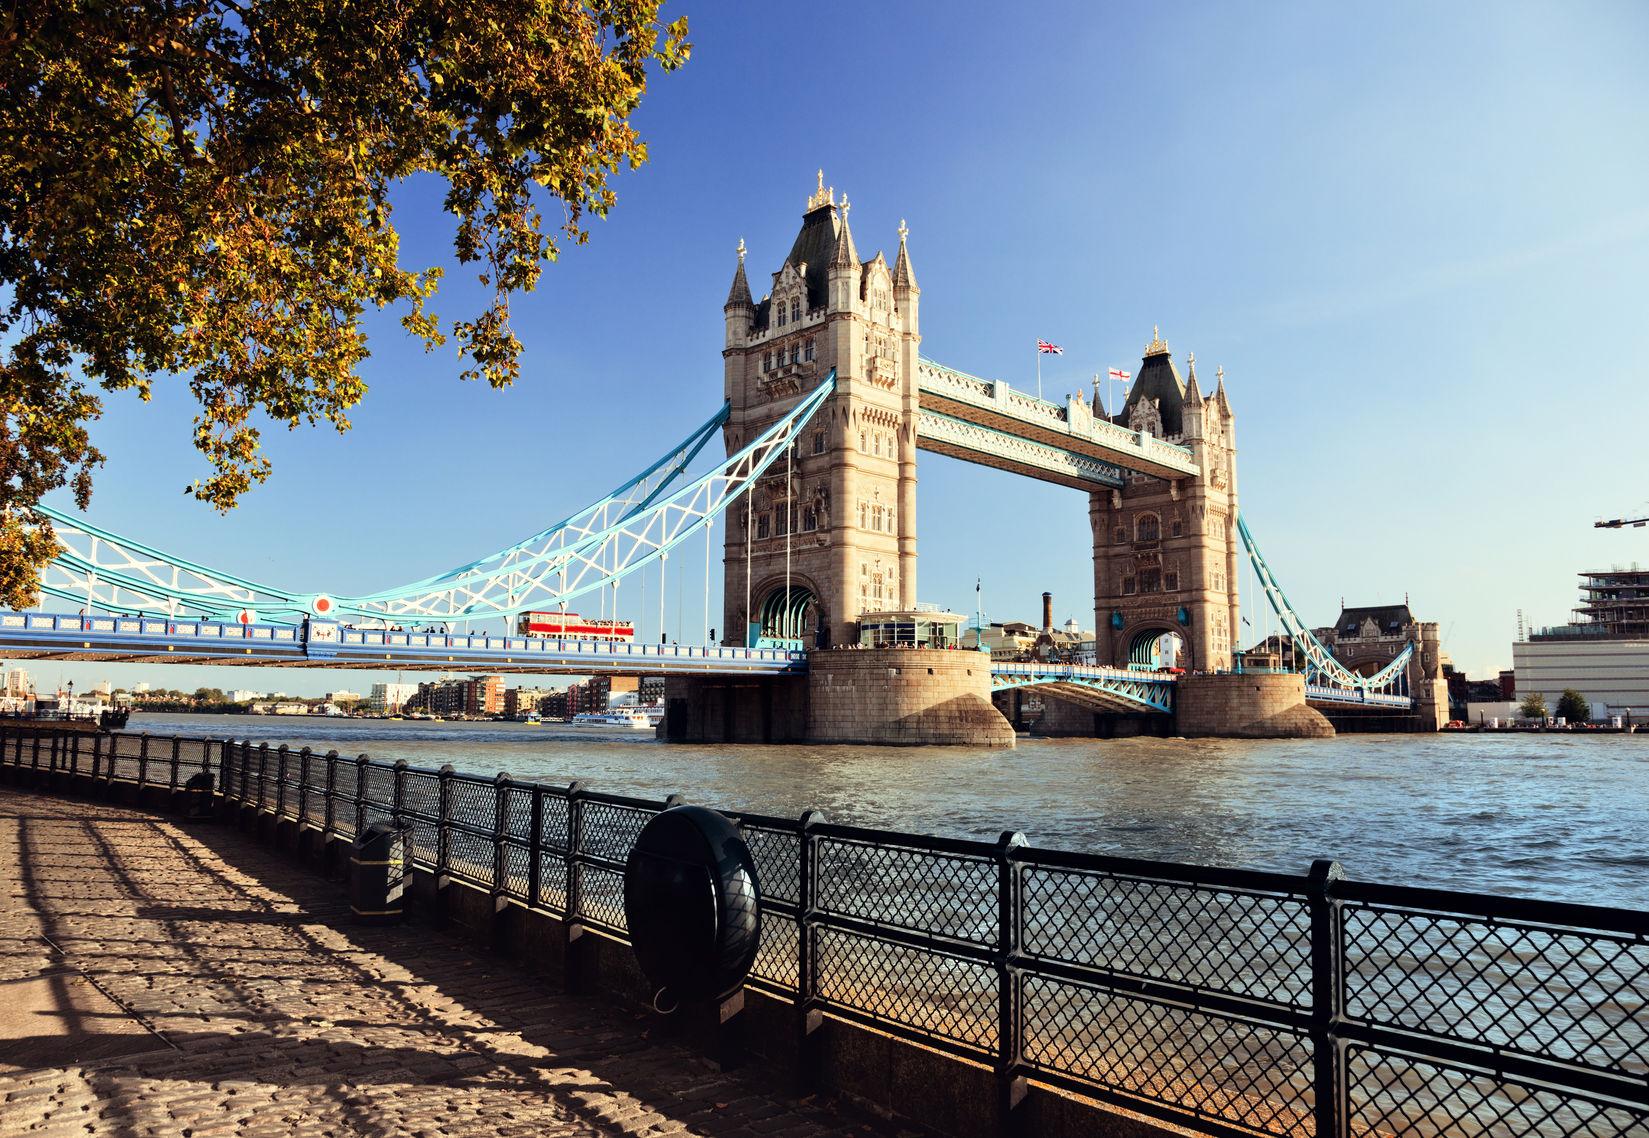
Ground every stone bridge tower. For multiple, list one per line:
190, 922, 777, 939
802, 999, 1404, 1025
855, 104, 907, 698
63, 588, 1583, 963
1089, 331, 1242, 671
720, 174, 920, 648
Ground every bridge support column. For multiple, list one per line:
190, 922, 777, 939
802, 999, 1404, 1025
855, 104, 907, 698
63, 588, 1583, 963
807, 648, 1013, 747
1175, 673, 1334, 738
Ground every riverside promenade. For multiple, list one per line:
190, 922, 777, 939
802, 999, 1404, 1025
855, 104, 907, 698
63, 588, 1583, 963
0, 786, 899, 1138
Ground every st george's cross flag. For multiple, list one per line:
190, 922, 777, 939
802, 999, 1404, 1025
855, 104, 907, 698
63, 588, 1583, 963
1037, 340, 1063, 355
1107, 367, 1131, 384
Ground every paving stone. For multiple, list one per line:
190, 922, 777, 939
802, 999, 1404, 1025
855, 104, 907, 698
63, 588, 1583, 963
0, 787, 896, 1138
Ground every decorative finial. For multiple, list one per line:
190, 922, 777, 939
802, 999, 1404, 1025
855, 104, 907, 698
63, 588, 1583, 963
1188, 351, 1195, 365
1146, 325, 1168, 354
1216, 365, 1224, 382
898, 218, 909, 242
736, 237, 746, 264
807, 170, 835, 210
840, 194, 851, 222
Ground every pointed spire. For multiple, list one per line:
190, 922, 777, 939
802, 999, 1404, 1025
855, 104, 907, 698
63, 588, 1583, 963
1184, 353, 1203, 405
893, 218, 919, 292
1215, 364, 1231, 411
1092, 374, 1104, 417
830, 196, 858, 269
724, 237, 752, 310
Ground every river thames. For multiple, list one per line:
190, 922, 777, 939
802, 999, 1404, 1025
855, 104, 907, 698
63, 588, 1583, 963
135, 713, 1648, 909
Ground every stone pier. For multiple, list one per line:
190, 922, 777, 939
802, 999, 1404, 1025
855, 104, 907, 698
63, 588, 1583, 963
1174, 672, 1334, 738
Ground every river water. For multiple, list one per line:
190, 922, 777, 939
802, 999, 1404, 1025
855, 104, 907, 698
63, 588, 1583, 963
135, 713, 1649, 909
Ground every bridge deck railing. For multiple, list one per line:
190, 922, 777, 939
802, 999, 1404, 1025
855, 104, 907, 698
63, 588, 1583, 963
3, 723, 1642, 1138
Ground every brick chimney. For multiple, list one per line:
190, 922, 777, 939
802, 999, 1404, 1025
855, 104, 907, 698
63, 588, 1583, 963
1042, 591, 1053, 633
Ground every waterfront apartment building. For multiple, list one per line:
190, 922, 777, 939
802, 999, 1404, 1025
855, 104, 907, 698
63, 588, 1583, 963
505, 687, 555, 718
463, 675, 505, 717
1515, 568, 1649, 717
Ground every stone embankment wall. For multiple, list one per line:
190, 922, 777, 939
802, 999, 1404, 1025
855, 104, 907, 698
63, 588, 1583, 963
1175, 672, 1334, 738
806, 648, 1015, 747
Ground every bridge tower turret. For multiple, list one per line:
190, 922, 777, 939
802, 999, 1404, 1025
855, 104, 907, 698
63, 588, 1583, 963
720, 174, 921, 648
1088, 332, 1242, 672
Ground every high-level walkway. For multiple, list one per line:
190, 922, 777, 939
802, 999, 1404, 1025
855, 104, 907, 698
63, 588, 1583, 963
0, 786, 899, 1138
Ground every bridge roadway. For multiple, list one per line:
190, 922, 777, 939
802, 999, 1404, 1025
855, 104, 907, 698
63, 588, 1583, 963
0, 612, 1405, 710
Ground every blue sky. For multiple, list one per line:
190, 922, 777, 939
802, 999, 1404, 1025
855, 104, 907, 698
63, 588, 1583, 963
34, 0, 1649, 695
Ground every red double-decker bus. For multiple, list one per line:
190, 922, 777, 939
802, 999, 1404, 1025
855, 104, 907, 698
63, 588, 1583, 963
515, 611, 635, 642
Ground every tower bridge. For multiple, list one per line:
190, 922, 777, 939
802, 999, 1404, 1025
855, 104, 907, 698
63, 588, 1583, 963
0, 175, 1448, 741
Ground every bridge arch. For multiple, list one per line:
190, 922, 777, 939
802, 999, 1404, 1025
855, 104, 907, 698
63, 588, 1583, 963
753, 575, 823, 647
1122, 625, 1187, 671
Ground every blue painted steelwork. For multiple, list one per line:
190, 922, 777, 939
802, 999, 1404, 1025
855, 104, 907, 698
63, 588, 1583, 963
29, 375, 836, 625
1236, 512, 1415, 705
0, 611, 806, 677
990, 662, 1176, 714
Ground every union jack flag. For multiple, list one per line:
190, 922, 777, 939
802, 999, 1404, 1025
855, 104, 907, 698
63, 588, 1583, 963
1037, 340, 1063, 355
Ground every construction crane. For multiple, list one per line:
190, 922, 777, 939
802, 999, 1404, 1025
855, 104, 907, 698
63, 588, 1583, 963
1595, 516, 1649, 529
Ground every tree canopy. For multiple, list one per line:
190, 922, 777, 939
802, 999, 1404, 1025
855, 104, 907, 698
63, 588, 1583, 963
0, 0, 690, 609
1519, 691, 1548, 720
1555, 688, 1590, 723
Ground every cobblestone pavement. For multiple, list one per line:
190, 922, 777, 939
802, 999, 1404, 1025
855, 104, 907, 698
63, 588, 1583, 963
0, 786, 902, 1137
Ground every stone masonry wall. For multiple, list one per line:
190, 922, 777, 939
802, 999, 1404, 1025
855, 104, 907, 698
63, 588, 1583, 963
1176, 672, 1334, 738
807, 647, 1014, 747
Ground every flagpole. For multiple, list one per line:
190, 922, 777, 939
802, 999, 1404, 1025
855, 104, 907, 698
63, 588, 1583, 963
1036, 343, 1042, 400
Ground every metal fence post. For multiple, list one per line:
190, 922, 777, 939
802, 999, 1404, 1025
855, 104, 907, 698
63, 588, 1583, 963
138, 733, 150, 788
392, 759, 408, 822
30, 731, 40, 773
275, 745, 290, 818
91, 732, 103, 782
795, 809, 826, 1089
527, 786, 544, 909
437, 765, 454, 878
1309, 858, 1348, 1138
492, 773, 510, 895
996, 831, 1029, 1125
256, 743, 270, 812
355, 754, 369, 835
169, 737, 182, 791
48, 731, 59, 775
297, 747, 312, 825
324, 750, 339, 836
562, 780, 585, 989
70, 733, 82, 778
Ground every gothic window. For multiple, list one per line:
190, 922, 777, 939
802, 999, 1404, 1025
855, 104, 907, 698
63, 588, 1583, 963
776, 303, 786, 327
872, 433, 880, 457
858, 502, 868, 527
812, 430, 825, 455
1171, 519, 1184, 538
776, 506, 789, 537
790, 299, 800, 323
1114, 527, 1125, 545
1140, 568, 1161, 593
859, 431, 866, 452
762, 351, 771, 371
756, 514, 770, 540
1136, 514, 1160, 542
804, 338, 815, 362
872, 505, 884, 531
802, 507, 817, 532
791, 343, 800, 364
1165, 571, 1180, 591
1123, 576, 1137, 596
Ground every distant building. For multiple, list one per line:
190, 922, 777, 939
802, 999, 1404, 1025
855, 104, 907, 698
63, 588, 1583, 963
407, 679, 466, 717
1516, 568, 1649, 717
326, 689, 362, 704
463, 675, 505, 717
5, 668, 32, 698
228, 689, 261, 704
93, 679, 112, 696
132, 681, 151, 695
505, 687, 554, 718
638, 675, 666, 705
369, 682, 419, 715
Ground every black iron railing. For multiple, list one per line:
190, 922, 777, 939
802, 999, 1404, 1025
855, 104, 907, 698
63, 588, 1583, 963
2, 723, 1644, 1138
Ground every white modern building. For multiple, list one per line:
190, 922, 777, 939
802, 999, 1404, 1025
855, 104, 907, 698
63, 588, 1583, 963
1512, 638, 1649, 717
370, 682, 420, 715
